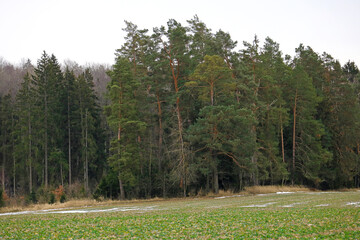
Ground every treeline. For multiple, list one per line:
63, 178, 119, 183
1, 16, 360, 201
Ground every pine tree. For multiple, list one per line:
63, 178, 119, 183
188, 55, 232, 193
106, 57, 146, 199
256, 37, 289, 184
320, 55, 360, 187
285, 63, 330, 186
153, 19, 190, 196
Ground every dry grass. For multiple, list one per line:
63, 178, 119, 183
243, 185, 311, 195
200, 185, 312, 198
0, 197, 173, 213
0, 199, 100, 213
0, 185, 340, 213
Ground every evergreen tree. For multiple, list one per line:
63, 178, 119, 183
153, 19, 191, 196
320, 55, 360, 188
106, 57, 146, 199
77, 69, 101, 194
188, 55, 232, 193
63, 68, 76, 186
285, 63, 330, 186
15, 73, 36, 193
0, 94, 13, 192
256, 37, 289, 184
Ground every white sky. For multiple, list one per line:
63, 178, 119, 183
0, 0, 359, 66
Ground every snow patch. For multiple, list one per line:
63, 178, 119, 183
282, 202, 303, 208
256, 193, 272, 196
315, 204, 330, 207
214, 195, 243, 199
0, 211, 34, 216
0, 206, 158, 216
306, 192, 341, 195
346, 202, 360, 207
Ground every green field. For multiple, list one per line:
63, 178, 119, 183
1, 191, 359, 239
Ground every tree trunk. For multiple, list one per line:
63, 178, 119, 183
169, 57, 186, 197
28, 108, 32, 193
239, 170, 243, 191
68, 94, 71, 186
280, 112, 285, 164
251, 154, 259, 185
44, 91, 48, 188
1, 135, 5, 191
119, 177, 125, 200
60, 164, 64, 187
12, 113, 16, 196
206, 171, 210, 193
292, 89, 298, 179
84, 109, 89, 194
156, 92, 163, 173
156, 91, 166, 198
213, 165, 219, 194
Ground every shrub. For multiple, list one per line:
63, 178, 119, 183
94, 171, 120, 200
54, 185, 66, 203
66, 181, 85, 199
30, 191, 37, 204
48, 193, 55, 204
25, 191, 38, 205
0, 189, 4, 207
60, 194, 66, 203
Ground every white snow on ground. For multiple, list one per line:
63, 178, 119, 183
0, 206, 158, 216
241, 202, 277, 208
0, 211, 34, 216
315, 204, 330, 207
256, 194, 273, 196
306, 192, 341, 195
346, 202, 360, 207
276, 192, 295, 194
214, 195, 243, 199
281, 202, 304, 208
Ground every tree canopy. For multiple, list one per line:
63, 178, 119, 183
1, 17, 360, 202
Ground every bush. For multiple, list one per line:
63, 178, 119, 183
60, 194, 66, 203
29, 191, 38, 204
48, 193, 55, 204
54, 185, 66, 203
66, 181, 85, 199
94, 171, 120, 200
0, 189, 4, 207
25, 191, 38, 205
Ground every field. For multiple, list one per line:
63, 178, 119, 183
0, 190, 359, 239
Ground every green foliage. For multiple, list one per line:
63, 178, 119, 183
106, 57, 146, 199
1, 17, 360, 202
48, 193, 55, 204
93, 171, 120, 200
29, 191, 37, 204
0, 189, 4, 207
60, 194, 66, 203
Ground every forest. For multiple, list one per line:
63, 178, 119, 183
1, 16, 360, 202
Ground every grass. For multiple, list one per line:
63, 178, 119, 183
0, 190, 359, 239
242, 185, 310, 195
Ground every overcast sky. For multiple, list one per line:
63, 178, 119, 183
1, 0, 359, 66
